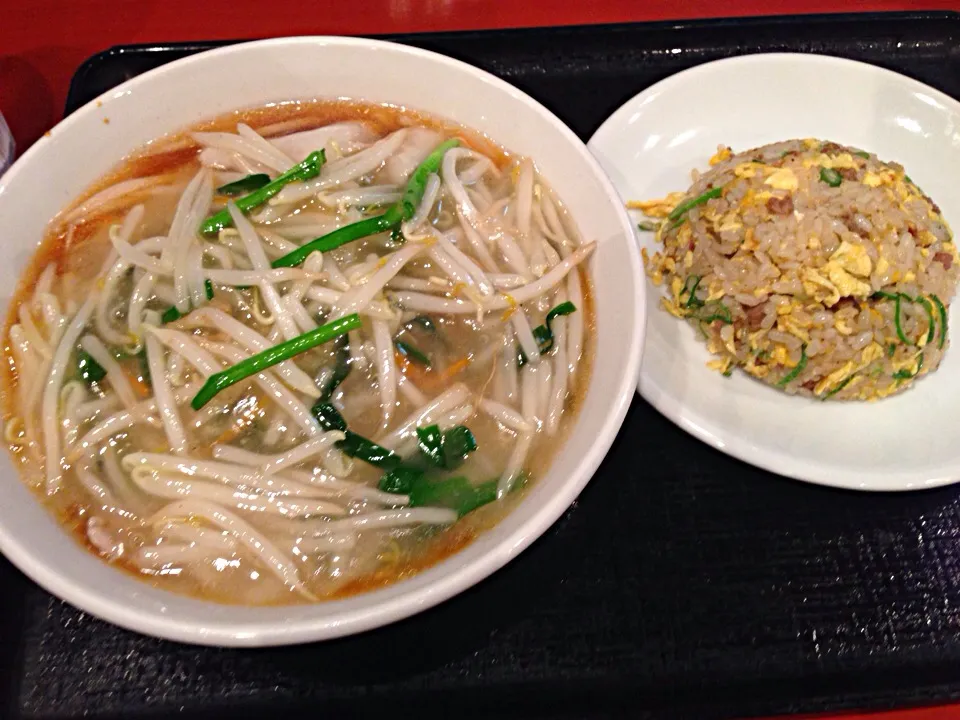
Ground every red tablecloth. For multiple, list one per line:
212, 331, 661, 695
1, 1, 959, 718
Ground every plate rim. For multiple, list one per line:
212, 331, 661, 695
587, 51, 960, 493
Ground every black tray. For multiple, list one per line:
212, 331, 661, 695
5, 11, 960, 720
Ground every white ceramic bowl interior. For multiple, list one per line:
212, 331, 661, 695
589, 53, 960, 492
0, 37, 643, 646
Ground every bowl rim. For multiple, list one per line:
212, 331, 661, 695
588, 50, 960, 492
0, 34, 645, 646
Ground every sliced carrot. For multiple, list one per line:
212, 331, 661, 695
395, 351, 469, 393
121, 361, 150, 399
442, 356, 470, 380
214, 420, 249, 446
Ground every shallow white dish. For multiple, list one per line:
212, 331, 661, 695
0, 36, 644, 646
588, 53, 960, 492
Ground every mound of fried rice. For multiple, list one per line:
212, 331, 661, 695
636, 138, 957, 401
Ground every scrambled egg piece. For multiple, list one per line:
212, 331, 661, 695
734, 162, 768, 179
715, 210, 744, 232
860, 342, 884, 366
892, 351, 924, 374
776, 299, 796, 316
707, 356, 735, 375
801, 267, 841, 306
812, 365, 858, 396
660, 297, 686, 319
814, 343, 885, 397
627, 191, 686, 217
706, 279, 725, 301
771, 345, 799, 368
875, 254, 890, 277
825, 264, 872, 298
670, 275, 684, 301
764, 168, 799, 191
862, 170, 896, 188
812, 240, 874, 301
830, 240, 872, 277
779, 315, 810, 343
834, 316, 854, 336
709, 146, 732, 165
747, 330, 767, 349
802, 152, 858, 170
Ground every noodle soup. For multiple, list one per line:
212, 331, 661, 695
2, 100, 594, 605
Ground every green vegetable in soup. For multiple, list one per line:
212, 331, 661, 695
191, 314, 360, 409
216, 173, 271, 196
271, 140, 460, 267
161, 280, 214, 324
200, 150, 326, 235
76, 350, 106, 384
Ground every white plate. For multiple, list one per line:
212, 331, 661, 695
588, 53, 960, 492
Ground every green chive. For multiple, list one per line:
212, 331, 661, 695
319, 335, 351, 403
201, 150, 326, 235
407, 316, 438, 334
823, 374, 855, 399
387, 138, 462, 224
893, 353, 924, 381
819, 167, 843, 187
438, 425, 478, 470
161, 280, 214, 324
667, 187, 722, 224
698, 301, 732, 325
776, 344, 808, 387
874, 292, 914, 345
637, 221, 659, 232
394, 340, 431, 367
273, 214, 396, 268
76, 350, 106, 383
413, 424, 482, 471
887, 343, 896, 358
854, 150, 871, 159
271, 140, 460, 268
918, 296, 936, 345
160, 305, 182, 324
518, 301, 578, 367
216, 173, 271, 196
311, 402, 402, 470
893, 294, 911, 345
931, 294, 948, 349
378, 468, 496, 518
191, 313, 360, 409
682, 275, 705, 309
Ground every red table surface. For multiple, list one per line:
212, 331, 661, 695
2, 1, 960, 719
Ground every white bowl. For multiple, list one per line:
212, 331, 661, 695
0, 37, 643, 646
588, 53, 960, 492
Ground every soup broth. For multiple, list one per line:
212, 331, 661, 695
2, 100, 595, 605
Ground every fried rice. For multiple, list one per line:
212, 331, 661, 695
636, 138, 957, 401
